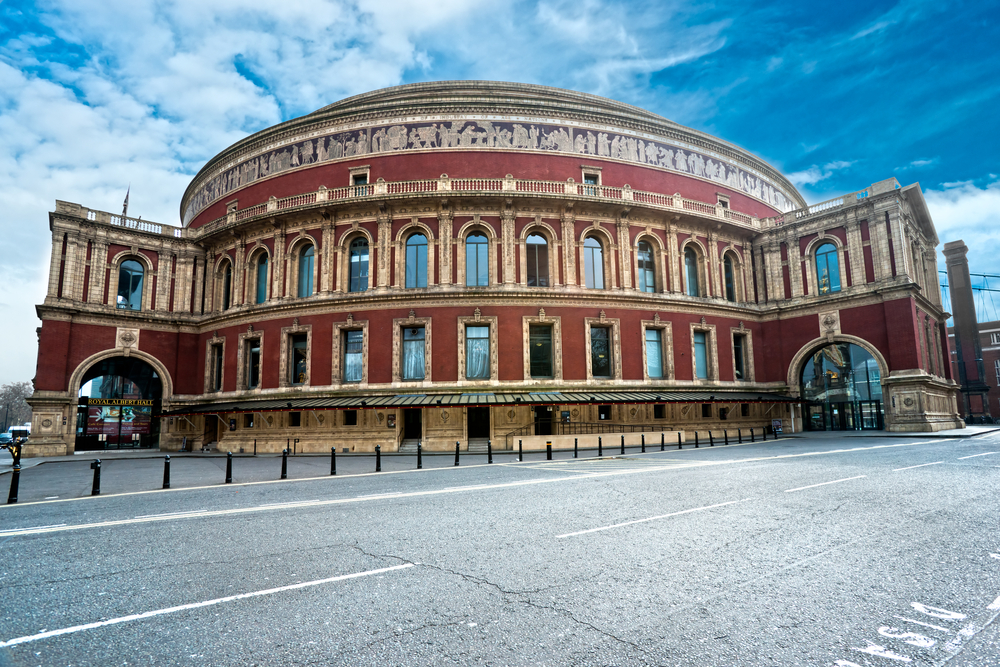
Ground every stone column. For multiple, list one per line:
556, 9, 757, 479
501, 206, 516, 284
561, 208, 576, 286
321, 223, 334, 293
667, 221, 680, 293
62, 233, 82, 302
438, 208, 453, 286
234, 239, 246, 305
846, 218, 866, 287
786, 233, 803, 297
617, 215, 632, 290
765, 242, 783, 301
707, 232, 720, 297
273, 225, 286, 300
377, 211, 392, 289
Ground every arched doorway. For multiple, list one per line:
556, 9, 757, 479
800, 342, 884, 431
76, 356, 163, 450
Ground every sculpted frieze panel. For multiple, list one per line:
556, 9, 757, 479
184, 119, 797, 226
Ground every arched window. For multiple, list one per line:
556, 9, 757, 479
254, 254, 269, 304
405, 234, 428, 288
297, 245, 314, 297
724, 255, 736, 302
685, 247, 699, 296
116, 259, 144, 310
584, 236, 604, 289
221, 262, 232, 310
466, 233, 489, 286
815, 243, 841, 294
637, 241, 655, 293
349, 238, 369, 292
526, 234, 549, 287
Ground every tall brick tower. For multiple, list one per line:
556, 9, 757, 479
944, 240, 989, 419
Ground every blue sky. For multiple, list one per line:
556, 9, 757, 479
1, 0, 998, 384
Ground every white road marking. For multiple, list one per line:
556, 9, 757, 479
893, 462, 943, 471
892, 616, 951, 633
987, 596, 1000, 610
1, 524, 66, 533
0, 563, 414, 648
555, 498, 751, 538
942, 623, 979, 652
850, 642, 911, 662
133, 509, 207, 519
910, 602, 966, 620
784, 476, 866, 493
876, 626, 935, 648
957, 452, 997, 460
991, 553, 1000, 560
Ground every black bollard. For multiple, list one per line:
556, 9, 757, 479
455, 441, 460, 467
331, 447, 337, 475
488, 440, 493, 464
598, 436, 603, 457
6, 464, 19, 504
225, 452, 233, 483
678, 432, 683, 450
91, 459, 101, 496
254, 438, 257, 456
518, 439, 523, 462
724, 430, 729, 446
281, 449, 288, 479
574, 438, 578, 458
709, 432, 714, 447
661, 433, 665, 451
763, 426, 768, 441
417, 442, 422, 469
641, 434, 646, 453
546, 442, 552, 461
621, 434, 625, 455
738, 428, 742, 444
694, 432, 699, 448
750, 428, 755, 443
162, 455, 171, 489
375, 445, 381, 472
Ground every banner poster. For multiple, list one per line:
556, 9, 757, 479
119, 405, 152, 437
87, 406, 121, 436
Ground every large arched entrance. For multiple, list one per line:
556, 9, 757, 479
800, 342, 884, 431
76, 356, 163, 450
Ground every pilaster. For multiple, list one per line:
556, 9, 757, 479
501, 203, 516, 284
561, 208, 576, 286
438, 208, 453, 286
786, 233, 803, 297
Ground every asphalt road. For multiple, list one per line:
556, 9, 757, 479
0, 432, 998, 666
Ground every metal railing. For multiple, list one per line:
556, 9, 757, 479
503, 421, 675, 450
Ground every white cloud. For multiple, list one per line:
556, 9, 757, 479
926, 179, 1000, 279
786, 160, 856, 187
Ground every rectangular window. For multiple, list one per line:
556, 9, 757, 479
720, 407, 728, 420
654, 404, 666, 419
591, 326, 612, 377
243, 414, 253, 428
529, 325, 553, 378
991, 332, 1000, 345
645, 329, 663, 378
290, 334, 308, 385
344, 410, 358, 426
343, 330, 363, 383
582, 172, 600, 196
402, 326, 426, 380
694, 331, 708, 380
465, 326, 490, 380
598, 405, 611, 421
289, 412, 301, 427
733, 334, 746, 381
247, 339, 261, 389
995, 359, 1000, 385
701, 403, 712, 418
211, 344, 224, 392
741, 403, 749, 417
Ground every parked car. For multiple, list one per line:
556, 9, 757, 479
0, 433, 11, 445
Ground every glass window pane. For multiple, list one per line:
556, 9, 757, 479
117, 260, 144, 310
694, 331, 708, 379
466, 234, 488, 286
255, 255, 268, 304
526, 234, 549, 287
529, 325, 552, 378
298, 246, 314, 297
406, 234, 427, 288
591, 327, 611, 377
816, 243, 841, 294
733, 334, 744, 380
645, 329, 663, 378
466, 326, 490, 379
248, 340, 261, 388
402, 327, 425, 380
222, 263, 232, 310
685, 249, 699, 296
638, 242, 655, 293
724, 257, 735, 301
584, 237, 603, 289
344, 330, 363, 383
350, 239, 369, 292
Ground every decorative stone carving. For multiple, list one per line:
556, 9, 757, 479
474, 307, 481, 321
441, 410, 449, 423
819, 310, 841, 337
116, 327, 140, 356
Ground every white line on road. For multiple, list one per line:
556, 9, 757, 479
133, 509, 207, 519
957, 452, 997, 460
1, 523, 66, 533
784, 476, 866, 493
893, 462, 943, 471
988, 596, 1000, 611
892, 616, 952, 633
555, 498, 752, 538
0, 563, 414, 648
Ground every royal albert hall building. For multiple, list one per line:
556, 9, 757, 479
26, 81, 963, 457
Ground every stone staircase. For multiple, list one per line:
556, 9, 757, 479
398, 439, 421, 453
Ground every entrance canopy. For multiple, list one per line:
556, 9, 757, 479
161, 390, 798, 416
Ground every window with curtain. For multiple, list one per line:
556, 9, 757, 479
406, 234, 428, 288
724, 256, 736, 302
255, 254, 268, 304
221, 262, 232, 310
402, 327, 425, 380
584, 236, 604, 289
290, 334, 308, 385
116, 259, 144, 310
298, 245, 314, 297
734, 334, 746, 380
694, 331, 708, 379
645, 329, 663, 378
211, 344, 224, 391
466, 233, 489, 286
815, 243, 841, 294
465, 326, 490, 379
247, 339, 261, 389
349, 238, 369, 292
591, 326, 612, 377
637, 241, 655, 292
529, 325, 553, 378
343, 330, 363, 383
526, 234, 549, 286
685, 248, 699, 296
